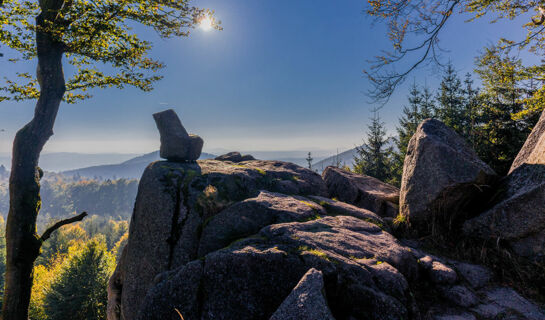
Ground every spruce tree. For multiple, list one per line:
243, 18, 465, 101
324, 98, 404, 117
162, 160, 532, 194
462, 73, 480, 147
354, 109, 394, 183
435, 63, 466, 135
473, 49, 531, 174
419, 85, 435, 119
306, 152, 313, 170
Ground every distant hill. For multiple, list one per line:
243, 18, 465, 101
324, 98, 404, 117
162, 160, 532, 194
312, 148, 359, 172
0, 152, 140, 172
62, 151, 216, 180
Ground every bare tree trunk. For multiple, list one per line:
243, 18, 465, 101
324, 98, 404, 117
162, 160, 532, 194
2, 11, 66, 319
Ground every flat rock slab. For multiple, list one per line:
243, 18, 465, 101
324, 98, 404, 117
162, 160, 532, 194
400, 119, 497, 232
322, 166, 399, 217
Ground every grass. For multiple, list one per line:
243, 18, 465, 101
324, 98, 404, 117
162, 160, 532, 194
298, 245, 331, 262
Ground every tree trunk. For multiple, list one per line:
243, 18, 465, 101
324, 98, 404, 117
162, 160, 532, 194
2, 11, 65, 320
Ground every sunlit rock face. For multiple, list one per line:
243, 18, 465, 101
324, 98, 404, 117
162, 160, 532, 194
399, 119, 497, 233
322, 166, 400, 218
465, 109, 545, 261
108, 157, 544, 320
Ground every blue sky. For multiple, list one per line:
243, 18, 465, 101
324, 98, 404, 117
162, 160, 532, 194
0, 0, 531, 156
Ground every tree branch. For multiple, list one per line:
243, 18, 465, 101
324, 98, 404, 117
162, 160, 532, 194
39, 211, 88, 242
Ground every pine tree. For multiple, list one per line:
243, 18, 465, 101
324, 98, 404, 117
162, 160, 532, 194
306, 152, 313, 170
435, 63, 466, 135
354, 109, 394, 183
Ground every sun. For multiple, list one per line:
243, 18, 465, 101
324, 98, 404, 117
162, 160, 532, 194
199, 16, 213, 32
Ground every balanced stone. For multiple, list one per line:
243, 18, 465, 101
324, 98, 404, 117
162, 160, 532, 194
153, 109, 203, 161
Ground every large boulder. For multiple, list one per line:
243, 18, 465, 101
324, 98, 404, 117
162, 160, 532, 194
269, 268, 335, 320
110, 159, 327, 320
464, 111, 545, 260
153, 109, 203, 161
509, 109, 545, 173
399, 119, 497, 232
138, 216, 418, 320
215, 151, 256, 162
322, 166, 399, 217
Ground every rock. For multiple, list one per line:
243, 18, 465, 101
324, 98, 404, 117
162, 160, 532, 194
464, 112, 545, 260
269, 268, 335, 320
139, 216, 418, 320
107, 245, 127, 320
432, 312, 476, 320
215, 151, 256, 162
510, 109, 545, 173
308, 195, 386, 229
399, 119, 497, 232
440, 285, 478, 308
482, 287, 545, 320
112, 159, 327, 320
430, 261, 458, 285
453, 262, 492, 289
322, 166, 399, 217
153, 109, 203, 161
198, 191, 326, 257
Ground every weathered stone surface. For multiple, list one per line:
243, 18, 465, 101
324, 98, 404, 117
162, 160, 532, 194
400, 119, 497, 231
482, 287, 545, 320
112, 159, 328, 320
464, 112, 545, 260
308, 195, 385, 229
322, 166, 399, 217
464, 163, 545, 260
139, 216, 418, 320
215, 151, 256, 162
198, 191, 326, 256
453, 262, 492, 289
510, 109, 545, 173
153, 109, 203, 161
269, 268, 335, 320
430, 262, 458, 285
107, 245, 127, 320
440, 285, 478, 308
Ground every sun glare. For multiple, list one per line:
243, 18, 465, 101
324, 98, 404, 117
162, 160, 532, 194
199, 16, 213, 31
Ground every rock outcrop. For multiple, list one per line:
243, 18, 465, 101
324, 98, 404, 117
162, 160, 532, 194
509, 109, 545, 173
110, 159, 327, 320
399, 119, 497, 232
153, 109, 203, 161
269, 268, 335, 320
215, 151, 256, 162
322, 166, 399, 217
109, 116, 544, 320
464, 110, 545, 260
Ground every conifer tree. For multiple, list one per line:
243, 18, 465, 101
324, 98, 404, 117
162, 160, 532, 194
354, 109, 394, 183
306, 152, 313, 170
419, 85, 435, 119
435, 63, 466, 135
462, 73, 480, 147
473, 48, 532, 174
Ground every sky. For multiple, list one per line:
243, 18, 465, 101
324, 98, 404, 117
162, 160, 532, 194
0, 0, 533, 157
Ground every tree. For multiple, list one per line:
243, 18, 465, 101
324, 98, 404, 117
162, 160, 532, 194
0, 1, 218, 318
435, 63, 466, 135
43, 237, 114, 320
306, 152, 313, 170
365, 0, 545, 100
462, 73, 480, 147
354, 109, 395, 183
473, 48, 534, 174
392, 83, 425, 186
